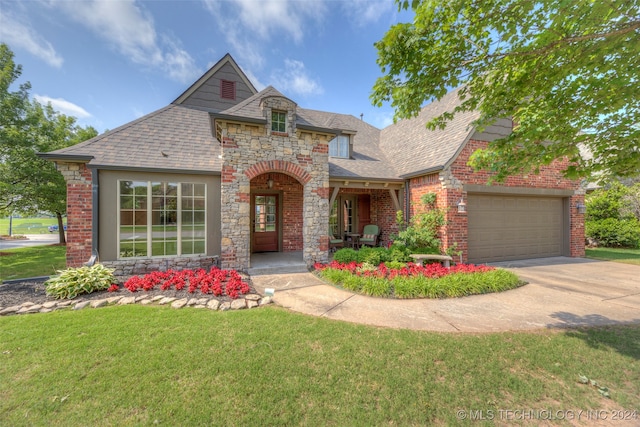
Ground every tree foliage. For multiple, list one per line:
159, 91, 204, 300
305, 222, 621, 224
372, 0, 640, 182
586, 181, 640, 248
0, 43, 98, 242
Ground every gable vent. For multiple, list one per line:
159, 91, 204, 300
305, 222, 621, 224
221, 80, 236, 100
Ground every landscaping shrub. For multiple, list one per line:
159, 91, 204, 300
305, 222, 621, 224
45, 264, 116, 299
332, 248, 359, 263
392, 193, 445, 253
384, 261, 407, 270
586, 182, 640, 248
586, 217, 640, 248
356, 247, 389, 265
315, 261, 523, 298
360, 276, 392, 297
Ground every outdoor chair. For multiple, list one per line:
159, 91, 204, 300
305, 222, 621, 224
329, 234, 344, 252
359, 224, 379, 247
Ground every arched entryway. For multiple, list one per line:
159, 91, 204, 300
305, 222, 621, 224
248, 172, 307, 273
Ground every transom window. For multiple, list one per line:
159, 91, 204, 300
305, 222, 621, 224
271, 111, 286, 133
118, 180, 206, 258
329, 135, 350, 158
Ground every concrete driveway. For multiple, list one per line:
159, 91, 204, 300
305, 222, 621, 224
250, 257, 640, 332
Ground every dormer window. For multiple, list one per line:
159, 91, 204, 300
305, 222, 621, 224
329, 135, 350, 158
221, 80, 236, 100
272, 111, 287, 133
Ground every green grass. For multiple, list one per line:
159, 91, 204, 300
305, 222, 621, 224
0, 217, 62, 235
1, 306, 638, 426
585, 247, 640, 265
0, 245, 66, 281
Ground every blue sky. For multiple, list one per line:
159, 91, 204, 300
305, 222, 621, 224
1, 0, 413, 133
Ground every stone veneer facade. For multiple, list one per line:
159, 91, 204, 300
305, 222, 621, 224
218, 95, 331, 271
408, 139, 586, 262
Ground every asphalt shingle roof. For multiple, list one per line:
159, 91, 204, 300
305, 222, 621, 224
215, 87, 401, 180
380, 87, 479, 177
47, 105, 220, 172
48, 83, 479, 181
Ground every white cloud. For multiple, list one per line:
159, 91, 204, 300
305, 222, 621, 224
342, 0, 394, 26
0, 12, 63, 67
34, 95, 92, 118
51, 0, 200, 83
202, 0, 327, 70
271, 59, 323, 96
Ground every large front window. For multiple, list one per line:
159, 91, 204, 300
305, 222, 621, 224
119, 180, 206, 258
329, 135, 349, 158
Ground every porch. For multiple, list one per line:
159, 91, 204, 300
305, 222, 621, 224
248, 251, 307, 276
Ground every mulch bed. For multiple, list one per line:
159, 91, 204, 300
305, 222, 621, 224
0, 278, 257, 309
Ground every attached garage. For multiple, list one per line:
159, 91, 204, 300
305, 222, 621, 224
467, 194, 567, 263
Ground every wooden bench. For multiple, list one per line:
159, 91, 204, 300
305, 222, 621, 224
409, 254, 453, 268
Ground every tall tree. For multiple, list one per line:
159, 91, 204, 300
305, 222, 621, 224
371, 1, 640, 182
0, 43, 98, 243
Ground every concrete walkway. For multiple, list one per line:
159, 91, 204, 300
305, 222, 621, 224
250, 257, 640, 332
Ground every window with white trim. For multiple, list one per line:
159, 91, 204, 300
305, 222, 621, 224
271, 110, 286, 133
329, 135, 350, 158
118, 180, 206, 258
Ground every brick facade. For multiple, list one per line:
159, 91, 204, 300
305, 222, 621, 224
408, 140, 585, 262
334, 187, 400, 247
218, 95, 331, 271
56, 162, 93, 267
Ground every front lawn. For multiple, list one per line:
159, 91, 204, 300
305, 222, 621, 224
1, 307, 638, 425
585, 247, 640, 266
0, 245, 66, 282
315, 261, 523, 298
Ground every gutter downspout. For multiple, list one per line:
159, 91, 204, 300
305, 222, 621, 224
404, 180, 410, 224
84, 168, 99, 266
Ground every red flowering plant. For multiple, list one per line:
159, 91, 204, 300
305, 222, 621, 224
123, 267, 251, 299
314, 260, 521, 298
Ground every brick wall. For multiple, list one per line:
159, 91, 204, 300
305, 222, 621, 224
251, 173, 304, 251
333, 188, 400, 247
56, 162, 93, 267
407, 140, 585, 262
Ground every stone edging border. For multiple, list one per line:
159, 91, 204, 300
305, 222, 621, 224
0, 293, 272, 316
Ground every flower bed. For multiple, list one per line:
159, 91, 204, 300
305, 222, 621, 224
121, 268, 251, 299
313, 261, 523, 298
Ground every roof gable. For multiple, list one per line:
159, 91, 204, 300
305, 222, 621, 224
173, 53, 257, 111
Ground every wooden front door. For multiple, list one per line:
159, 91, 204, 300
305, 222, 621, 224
252, 194, 278, 252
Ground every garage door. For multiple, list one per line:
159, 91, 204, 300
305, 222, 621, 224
467, 195, 564, 263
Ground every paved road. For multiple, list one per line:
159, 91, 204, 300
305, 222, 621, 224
251, 257, 640, 332
0, 234, 61, 250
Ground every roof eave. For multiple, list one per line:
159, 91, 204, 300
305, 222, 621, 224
399, 166, 445, 179
37, 153, 94, 163
210, 112, 267, 125
297, 124, 339, 135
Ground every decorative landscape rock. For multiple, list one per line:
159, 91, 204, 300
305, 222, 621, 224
73, 301, 90, 310
171, 298, 188, 309
90, 299, 107, 309
1, 290, 271, 316
230, 299, 246, 310
119, 297, 136, 305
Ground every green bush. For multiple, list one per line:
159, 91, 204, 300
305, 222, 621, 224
586, 218, 640, 248
384, 260, 407, 270
45, 264, 116, 299
356, 247, 389, 265
332, 248, 359, 264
